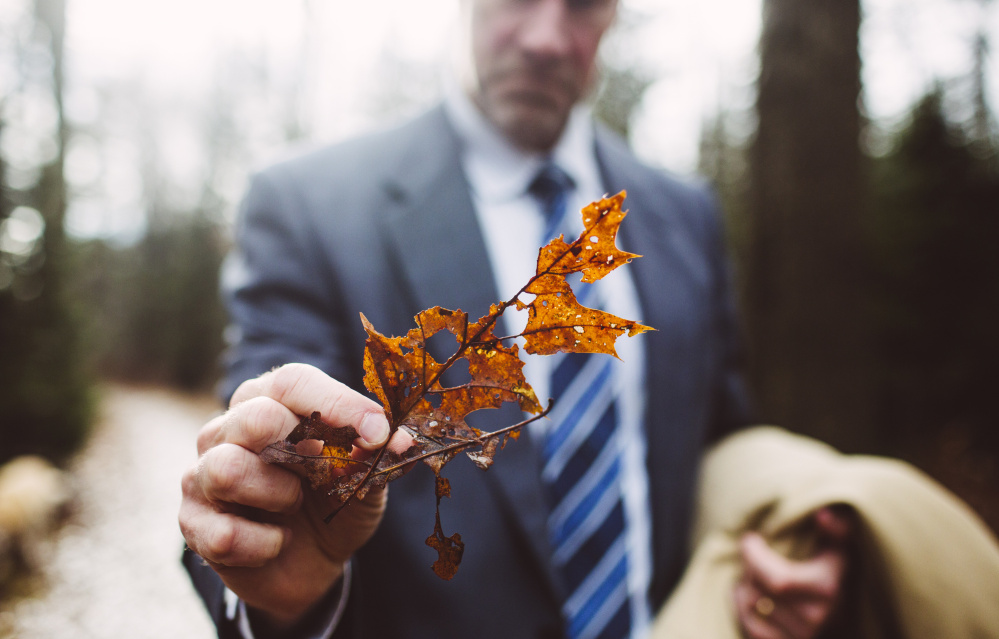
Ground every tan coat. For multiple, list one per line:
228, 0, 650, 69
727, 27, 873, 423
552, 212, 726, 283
653, 427, 999, 639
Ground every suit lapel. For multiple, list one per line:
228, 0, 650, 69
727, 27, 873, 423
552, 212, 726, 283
375, 113, 696, 607
378, 108, 494, 317
596, 127, 683, 598
377, 107, 563, 601
596, 130, 677, 343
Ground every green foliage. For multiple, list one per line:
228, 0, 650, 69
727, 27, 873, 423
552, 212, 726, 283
0, 0, 93, 467
0, 168, 95, 466
702, 86, 998, 458
867, 89, 999, 453
71, 215, 228, 392
0, 277, 95, 465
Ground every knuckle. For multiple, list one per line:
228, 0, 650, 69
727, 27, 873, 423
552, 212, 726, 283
177, 502, 196, 541
755, 560, 792, 594
196, 429, 213, 455
230, 376, 263, 407
269, 363, 314, 398
178, 507, 215, 558
181, 465, 201, 498
206, 517, 239, 563
767, 572, 793, 594
241, 397, 288, 449
196, 413, 226, 454
205, 445, 248, 502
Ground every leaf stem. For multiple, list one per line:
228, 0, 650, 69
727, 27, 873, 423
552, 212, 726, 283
371, 403, 552, 478
326, 201, 611, 523
323, 444, 388, 523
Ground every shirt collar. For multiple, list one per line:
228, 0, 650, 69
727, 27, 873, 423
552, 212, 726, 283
443, 76, 597, 204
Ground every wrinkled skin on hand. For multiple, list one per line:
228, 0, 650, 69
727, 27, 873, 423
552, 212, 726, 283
178, 363, 411, 626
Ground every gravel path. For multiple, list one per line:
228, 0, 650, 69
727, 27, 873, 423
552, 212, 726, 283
1, 385, 221, 638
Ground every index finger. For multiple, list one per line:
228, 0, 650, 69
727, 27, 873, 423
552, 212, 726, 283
236, 363, 390, 448
197, 396, 299, 455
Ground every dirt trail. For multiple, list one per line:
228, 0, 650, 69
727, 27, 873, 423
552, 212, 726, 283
1, 385, 220, 638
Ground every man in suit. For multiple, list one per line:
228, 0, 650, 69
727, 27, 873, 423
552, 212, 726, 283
179, 0, 850, 637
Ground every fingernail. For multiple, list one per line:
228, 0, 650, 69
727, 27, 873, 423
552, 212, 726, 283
359, 413, 389, 446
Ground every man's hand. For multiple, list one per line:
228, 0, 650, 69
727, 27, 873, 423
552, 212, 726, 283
178, 363, 408, 628
733, 507, 854, 639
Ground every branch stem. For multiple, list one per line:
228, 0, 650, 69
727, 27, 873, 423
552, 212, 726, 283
372, 404, 552, 478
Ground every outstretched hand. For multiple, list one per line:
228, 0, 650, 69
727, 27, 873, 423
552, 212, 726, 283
734, 507, 854, 639
179, 363, 411, 628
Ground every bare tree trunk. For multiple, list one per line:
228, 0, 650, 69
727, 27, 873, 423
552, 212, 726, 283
0, 0, 91, 461
744, 0, 874, 451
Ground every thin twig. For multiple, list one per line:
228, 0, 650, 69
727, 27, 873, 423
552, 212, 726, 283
370, 404, 552, 478
323, 207, 609, 521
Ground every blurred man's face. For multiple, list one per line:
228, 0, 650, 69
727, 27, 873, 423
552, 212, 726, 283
466, 0, 618, 152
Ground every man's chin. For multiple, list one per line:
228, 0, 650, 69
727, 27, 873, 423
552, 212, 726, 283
488, 98, 571, 152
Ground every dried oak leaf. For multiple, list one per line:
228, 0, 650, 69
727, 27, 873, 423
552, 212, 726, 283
262, 190, 652, 580
545, 191, 640, 284
260, 412, 360, 492
425, 475, 463, 580
520, 191, 654, 356
426, 505, 463, 580
362, 306, 541, 448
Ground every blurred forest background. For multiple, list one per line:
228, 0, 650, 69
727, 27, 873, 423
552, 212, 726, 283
1, 0, 997, 533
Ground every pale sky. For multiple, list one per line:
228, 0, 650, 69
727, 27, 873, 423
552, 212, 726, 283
2, 0, 995, 240
61, 0, 997, 154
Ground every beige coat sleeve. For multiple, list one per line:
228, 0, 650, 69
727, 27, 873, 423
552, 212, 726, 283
652, 427, 999, 639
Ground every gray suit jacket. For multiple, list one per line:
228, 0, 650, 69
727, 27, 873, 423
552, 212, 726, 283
188, 105, 749, 639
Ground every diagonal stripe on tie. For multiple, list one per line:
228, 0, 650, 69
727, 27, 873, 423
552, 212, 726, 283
530, 163, 633, 639
551, 459, 622, 565
542, 358, 615, 479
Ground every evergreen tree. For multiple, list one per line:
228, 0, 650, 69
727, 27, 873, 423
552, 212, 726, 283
0, 0, 92, 464
870, 89, 999, 454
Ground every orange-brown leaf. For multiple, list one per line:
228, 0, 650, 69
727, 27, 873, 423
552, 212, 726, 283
463, 308, 543, 415
364, 306, 542, 439
522, 190, 654, 355
260, 412, 361, 492
263, 190, 652, 581
536, 191, 639, 284
361, 311, 439, 425
521, 274, 652, 357
426, 510, 463, 581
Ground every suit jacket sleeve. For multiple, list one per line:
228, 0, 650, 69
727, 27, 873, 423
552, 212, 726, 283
219, 167, 359, 403
189, 165, 365, 638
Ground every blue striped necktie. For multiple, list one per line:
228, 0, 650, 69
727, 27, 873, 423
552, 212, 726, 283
530, 164, 633, 639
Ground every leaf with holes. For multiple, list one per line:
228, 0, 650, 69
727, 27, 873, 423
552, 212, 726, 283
262, 190, 652, 579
